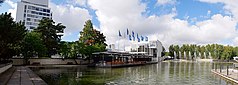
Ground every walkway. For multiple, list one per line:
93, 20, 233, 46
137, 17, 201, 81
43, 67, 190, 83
212, 69, 238, 84
4, 66, 47, 85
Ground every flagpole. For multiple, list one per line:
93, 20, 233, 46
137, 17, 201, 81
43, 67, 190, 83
124, 32, 126, 51
118, 35, 120, 51
118, 30, 121, 51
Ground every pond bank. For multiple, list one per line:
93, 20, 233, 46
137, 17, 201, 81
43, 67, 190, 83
211, 69, 238, 84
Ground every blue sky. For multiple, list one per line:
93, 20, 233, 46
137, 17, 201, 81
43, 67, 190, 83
1, 0, 238, 48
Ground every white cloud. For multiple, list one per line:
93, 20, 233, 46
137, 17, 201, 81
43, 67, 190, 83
88, 0, 238, 50
5, 0, 17, 20
50, 2, 92, 41
199, 0, 238, 21
156, 0, 176, 5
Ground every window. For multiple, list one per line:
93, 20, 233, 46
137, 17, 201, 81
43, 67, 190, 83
36, 8, 39, 11
24, 5, 27, 9
28, 6, 31, 9
26, 22, 32, 25
30, 26, 34, 29
26, 18, 31, 21
47, 10, 50, 13
43, 9, 46, 12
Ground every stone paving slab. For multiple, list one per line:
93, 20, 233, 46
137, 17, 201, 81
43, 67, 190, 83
6, 67, 47, 85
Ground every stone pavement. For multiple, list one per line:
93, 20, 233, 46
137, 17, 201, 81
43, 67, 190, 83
212, 69, 238, 84
6, 66, 47, 85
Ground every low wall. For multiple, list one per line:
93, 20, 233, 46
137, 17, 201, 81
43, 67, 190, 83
0, 64, 12, 74
11, 59, 92, 65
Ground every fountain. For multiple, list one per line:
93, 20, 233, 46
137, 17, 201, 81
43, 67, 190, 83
204, 52, 206, 59
174, 51, 177, 59
209, 52, 212, 59
199, 52, 201, 59
189, 51, 191, 60
179, 51, 181, 59
194, 52, 197, 60
184, 51, 186, 59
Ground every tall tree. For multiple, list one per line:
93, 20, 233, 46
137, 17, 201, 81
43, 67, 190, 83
34, 18, 65, 57
79, 20, 95, 45
169, 45, 174, 57
0, 12, 27, 62
78, 20, 107, 59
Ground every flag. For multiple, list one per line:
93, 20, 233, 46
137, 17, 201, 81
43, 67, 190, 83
119, 30, 122, 37
145, 36, 148, 41
129, 35, 132, 40
127, 28, 129, 35
141, 36, 144, 41
132, 31, 135, 41
137, 33, 139, 39
137, 33, 140, 42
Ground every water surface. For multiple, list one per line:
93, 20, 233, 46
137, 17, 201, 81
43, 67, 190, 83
31, 62, 235, 85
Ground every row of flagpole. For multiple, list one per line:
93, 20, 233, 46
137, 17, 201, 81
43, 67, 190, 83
119, 29, 149, 42
118, 28, 149, 51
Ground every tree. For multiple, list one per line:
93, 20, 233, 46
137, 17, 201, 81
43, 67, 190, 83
34, 18, 65, 57
79, 20, 107, 58
79, 20, 95, 45
174, 45, 179, 59
0, 12, 27, 62
93, 29, 107, 46
22, 32, 46, 64
221, 46, 233, 60
169, 45, 174, 57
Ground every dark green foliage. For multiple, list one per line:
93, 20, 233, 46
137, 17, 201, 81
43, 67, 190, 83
78, 20, 107, 58
169, 43, 238, 60
22, 32, 47, 58
59, 20, 107, 59
34, 18, 65, 57
0, 12, 27, 61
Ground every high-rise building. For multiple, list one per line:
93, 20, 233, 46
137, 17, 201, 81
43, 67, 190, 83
16, 0, 52, 29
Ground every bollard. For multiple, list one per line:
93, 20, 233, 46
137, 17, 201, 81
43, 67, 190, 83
215, 64, 217, 71
227, 65, 229, 75
220, 64, 222, 73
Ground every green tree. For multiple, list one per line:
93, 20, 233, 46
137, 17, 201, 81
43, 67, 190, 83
180, 45, 186, 59
34, 18, 65, 57
169, 45, 174, 57
234, 47, 238, 56
79, 20, 95, 45
22, 32, 46, 64
174, 45, 179, 58
0, 12, 27, 62
200, 46, 206, 58
221, 46, 233, 60
78, 20, 107, 58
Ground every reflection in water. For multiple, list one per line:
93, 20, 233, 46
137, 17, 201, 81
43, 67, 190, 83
31, 62, 235, 85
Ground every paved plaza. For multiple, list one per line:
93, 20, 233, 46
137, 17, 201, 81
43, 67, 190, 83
1, 66, 47, 85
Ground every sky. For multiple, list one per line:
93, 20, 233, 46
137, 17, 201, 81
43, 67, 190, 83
1, 0, 238, 50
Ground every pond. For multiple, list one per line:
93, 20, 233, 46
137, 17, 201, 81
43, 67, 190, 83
30, 62, 235, 85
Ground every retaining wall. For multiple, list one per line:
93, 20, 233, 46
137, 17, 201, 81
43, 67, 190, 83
11, 59, 92, 65
0, 64, 12, 74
